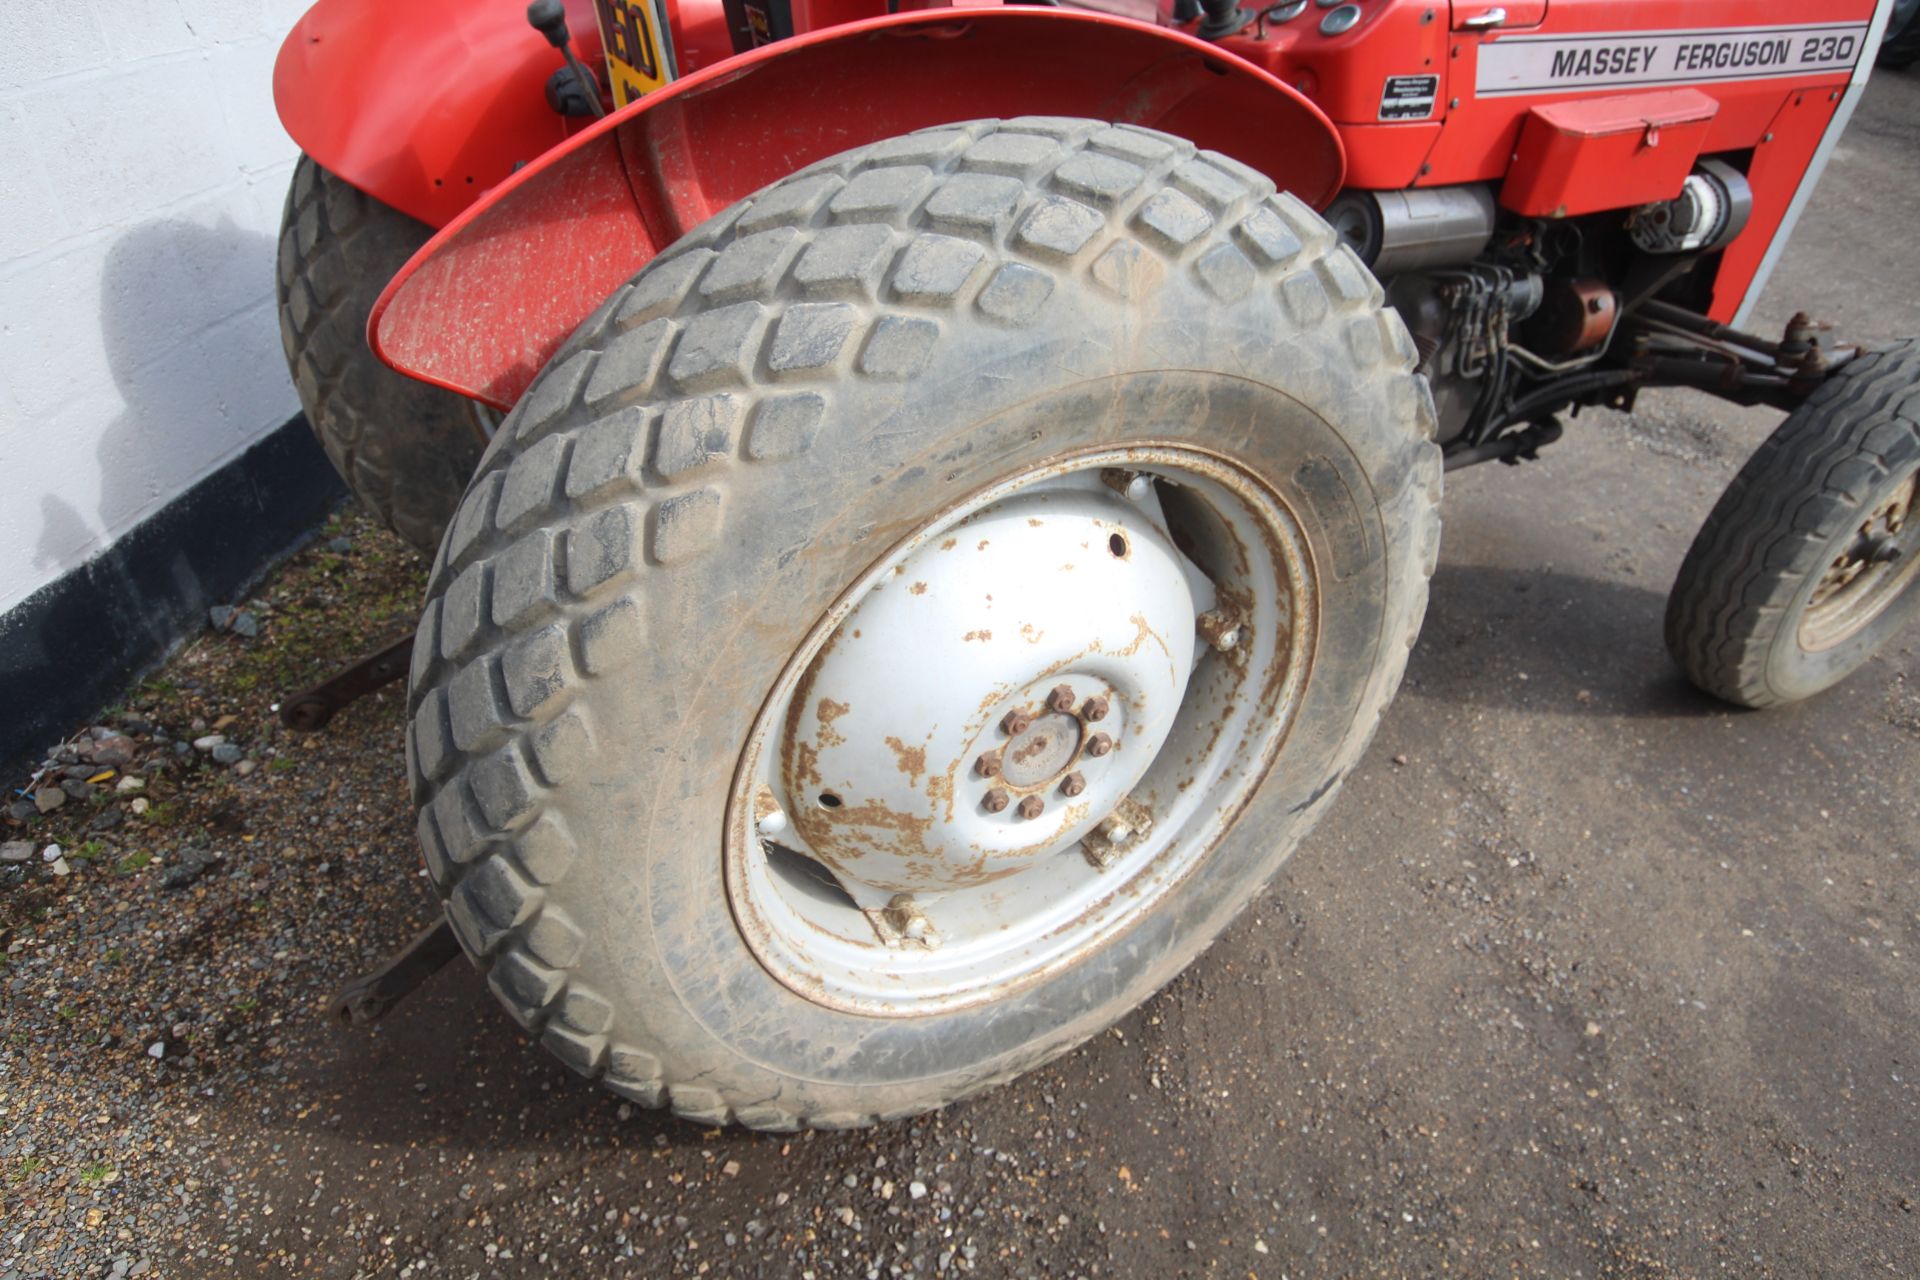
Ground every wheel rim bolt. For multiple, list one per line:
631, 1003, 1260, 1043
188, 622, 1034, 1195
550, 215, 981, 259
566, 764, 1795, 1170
975, 753, 1001, 778
982, 788, 1011, 813
1017, 794, 1045, 820
1001, 709, 1031, 735
1047, 684, 1076, 713
1082, 696, 1109, 722
1101, 468, 1153, 503
1060, 772, 1086, 798
1198, 610, 1242, 652
1085, 732, 1113, 758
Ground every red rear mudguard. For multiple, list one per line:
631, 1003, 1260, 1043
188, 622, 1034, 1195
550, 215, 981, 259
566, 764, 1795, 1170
273, 0, 607, 227
364, 7, 1347, 408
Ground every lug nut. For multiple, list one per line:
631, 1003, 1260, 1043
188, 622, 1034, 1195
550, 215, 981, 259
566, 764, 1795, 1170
1082, 695, 1109, 722
982, 788, 1011, 813
975, 753, 1001, 778
1017, 794, 1046, 820
1047, 684, 1076, 713
1085, 732, 1113, 758
1060, 771, 1086, 798
1001, 709, 1031, 735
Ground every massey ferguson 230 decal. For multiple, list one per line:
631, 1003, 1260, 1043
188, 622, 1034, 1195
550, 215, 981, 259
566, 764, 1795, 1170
1476, 23, 1869, 96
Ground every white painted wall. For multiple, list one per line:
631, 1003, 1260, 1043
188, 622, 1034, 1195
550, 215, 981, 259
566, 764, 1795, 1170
0, 0, 314, 616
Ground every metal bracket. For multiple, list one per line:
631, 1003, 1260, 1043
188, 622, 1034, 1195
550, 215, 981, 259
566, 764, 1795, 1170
279, 634, 414, 732
328, 919, 462, 1026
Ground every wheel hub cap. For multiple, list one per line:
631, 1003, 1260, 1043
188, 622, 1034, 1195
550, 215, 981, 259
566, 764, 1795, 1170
779, 482, 1199, 894
726, 445, 1315, 1016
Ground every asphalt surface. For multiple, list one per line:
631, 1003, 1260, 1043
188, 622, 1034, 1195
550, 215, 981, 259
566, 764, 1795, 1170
13, 66, 1920, 1280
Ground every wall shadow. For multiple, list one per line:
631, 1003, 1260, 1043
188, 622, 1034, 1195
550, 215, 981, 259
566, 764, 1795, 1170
3, 216, 341, 770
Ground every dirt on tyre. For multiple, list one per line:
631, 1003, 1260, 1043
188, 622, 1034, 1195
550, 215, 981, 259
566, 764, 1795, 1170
277, 154, 489, 555
406, 118, 1442, 1128
1666, 339, 1920, 708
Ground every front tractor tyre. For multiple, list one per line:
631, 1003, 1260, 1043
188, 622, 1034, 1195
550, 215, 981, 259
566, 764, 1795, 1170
405, 118, 1442, 1128
1667, 339, 1920, 708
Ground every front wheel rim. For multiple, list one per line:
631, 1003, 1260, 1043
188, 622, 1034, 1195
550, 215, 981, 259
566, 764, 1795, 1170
724, 444, 1318, 1017
1799, 471, 1920, 651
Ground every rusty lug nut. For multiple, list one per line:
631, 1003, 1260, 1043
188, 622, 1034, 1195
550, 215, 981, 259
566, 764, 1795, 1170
975, 753, 1001, 778
1047, 684, 1076, 713
982, 788, 1011, 813
1001, 709, 1031, 736
1060, 771, 1087, 798
1017, 794, 1046, 820
1085, 732, 1113, 758
1082, 695, 1109, 722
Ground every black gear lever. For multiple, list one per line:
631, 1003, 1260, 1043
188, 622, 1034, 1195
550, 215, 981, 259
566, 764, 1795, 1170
527, 0, 607, 118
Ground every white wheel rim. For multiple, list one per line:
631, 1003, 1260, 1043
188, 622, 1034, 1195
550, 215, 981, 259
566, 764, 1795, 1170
724, 445, 1318, 1016
1799, 470, 1920, 651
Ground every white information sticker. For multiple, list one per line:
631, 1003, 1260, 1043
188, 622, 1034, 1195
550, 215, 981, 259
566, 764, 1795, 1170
1379, 74, 1440, 121
1475, 23, 1869, 97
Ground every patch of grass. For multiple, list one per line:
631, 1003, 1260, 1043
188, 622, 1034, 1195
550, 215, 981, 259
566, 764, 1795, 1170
145, 802, 177, 826
70, 840, 105, 863
269, 758, 298, 775
233, 996, 258, 1012
103, 947, 124, 964
114, 850, 152, 875
11, 1156, 45, 1183
77, 1161, 113, 1185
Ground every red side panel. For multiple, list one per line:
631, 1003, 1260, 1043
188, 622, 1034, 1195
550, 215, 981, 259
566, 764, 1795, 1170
1419, 2, 1869, 190
1500, 89, 1717, 217
371, 8, 1345, 409
1709, 85, 1845, 320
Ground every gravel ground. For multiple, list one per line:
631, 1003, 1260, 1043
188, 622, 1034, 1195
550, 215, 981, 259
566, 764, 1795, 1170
6, 67, 1920, 1280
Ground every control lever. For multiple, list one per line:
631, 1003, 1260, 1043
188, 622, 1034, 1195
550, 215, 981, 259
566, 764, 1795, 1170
527, 0, 607, 118
1195, 0, 1253, 39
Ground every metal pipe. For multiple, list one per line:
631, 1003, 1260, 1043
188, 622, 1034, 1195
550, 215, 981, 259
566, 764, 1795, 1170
1328, 185, 1499, 276
1443, 416, 1564, 471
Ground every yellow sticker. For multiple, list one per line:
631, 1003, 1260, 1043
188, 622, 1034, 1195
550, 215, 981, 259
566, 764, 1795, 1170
594, 0, 672, 108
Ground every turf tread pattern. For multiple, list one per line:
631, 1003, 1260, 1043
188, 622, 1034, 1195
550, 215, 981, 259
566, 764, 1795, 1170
276, 155, 488, 554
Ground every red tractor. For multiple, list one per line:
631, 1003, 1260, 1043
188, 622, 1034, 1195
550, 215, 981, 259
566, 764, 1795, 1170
273, 0, 1919, 1128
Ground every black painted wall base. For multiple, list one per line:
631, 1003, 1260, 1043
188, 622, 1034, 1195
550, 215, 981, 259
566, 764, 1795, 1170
0, 415, 346, 777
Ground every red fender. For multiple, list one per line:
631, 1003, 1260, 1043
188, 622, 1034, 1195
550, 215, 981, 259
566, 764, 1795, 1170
369, 8, 1346, 409
273, 0, 609, 228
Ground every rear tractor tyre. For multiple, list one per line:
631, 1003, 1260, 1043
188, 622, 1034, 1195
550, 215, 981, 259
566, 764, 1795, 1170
1666, 339, 1920, 707
406, 118, 1442, 1128
276, 154, 492, 556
